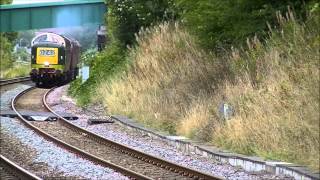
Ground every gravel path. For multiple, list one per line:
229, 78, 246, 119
0, 85, 129, 180
48, 85, 293, 180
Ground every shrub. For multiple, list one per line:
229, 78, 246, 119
68, 42, 127, 105
106, 0, 177, 47
0, 34, 13, 71
175, 0, 314, 50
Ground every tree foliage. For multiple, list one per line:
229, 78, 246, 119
0, 0, 12, 5
106, 0, 176, 47
0, 34, 13, 70
175, 0, 315, 50
0, 0, 19, 71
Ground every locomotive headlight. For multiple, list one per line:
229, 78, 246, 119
44, 61, 50, 66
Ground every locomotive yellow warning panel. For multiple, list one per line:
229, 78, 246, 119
36, 47, 58, 65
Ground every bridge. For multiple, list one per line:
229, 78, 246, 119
0, 0, 106, 32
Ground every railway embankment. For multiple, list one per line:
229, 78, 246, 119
69, 10, 319, 178
96, 14, 319, 171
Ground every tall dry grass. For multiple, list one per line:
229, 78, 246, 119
212, 12, 319, 170
98, 23, 225, 134
97, 12, 319, 170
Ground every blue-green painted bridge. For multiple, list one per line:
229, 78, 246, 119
0, 0, 106, 32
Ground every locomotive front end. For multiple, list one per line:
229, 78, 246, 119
30, 33, 66, 86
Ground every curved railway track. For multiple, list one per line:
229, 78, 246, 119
0, 155, 41, 180
12, 86, 224, 180
1, 78, 41, 180
0, 77, 31, 86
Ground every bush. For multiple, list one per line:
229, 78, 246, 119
68, 42, 127, 105
175, 0, 314, 50
14, 48, 30, 62
106, 0, 177, 47
0, 34, 13, 71
81, 48, 98, 66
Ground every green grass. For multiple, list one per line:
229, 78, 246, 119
0, 63, 30, 79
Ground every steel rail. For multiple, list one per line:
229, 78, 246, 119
0, 76, 30, 86
0, 155, 42, 180
44, 87, 224, 180
12, 87, 151, 180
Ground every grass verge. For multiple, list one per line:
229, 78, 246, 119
0, 63, 30, 79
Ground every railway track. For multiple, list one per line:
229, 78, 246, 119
0, 155, 41, 180
12, 86, 224, 180
1, 81, 42, 180
0, 76, 31, 86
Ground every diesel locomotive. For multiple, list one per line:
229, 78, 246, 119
30, 32, 80, 86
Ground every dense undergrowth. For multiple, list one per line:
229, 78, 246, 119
68, 0, 319, 171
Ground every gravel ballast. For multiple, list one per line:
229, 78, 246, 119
0, 85, 129, 180
48, 85, 293, 180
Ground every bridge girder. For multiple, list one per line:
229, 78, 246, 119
0, 0, 106, 32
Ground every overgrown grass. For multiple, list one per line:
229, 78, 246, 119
0, 63, 30, 79
212, 12, 319, 170
97, 11, 319, 171
98, 23, 227, 133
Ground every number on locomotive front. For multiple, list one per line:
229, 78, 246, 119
39, 49, 55, 56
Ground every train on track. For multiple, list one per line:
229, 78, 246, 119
30, 32, 80, 87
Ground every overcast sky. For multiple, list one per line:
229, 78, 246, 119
13, 0, 65, 4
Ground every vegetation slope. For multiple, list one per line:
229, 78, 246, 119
69, 0, 319, 170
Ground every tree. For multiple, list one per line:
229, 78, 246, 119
106, 0, 176, 47
17, 30, 35, 48
0, 34, 13, 70
175, 0, 312, 50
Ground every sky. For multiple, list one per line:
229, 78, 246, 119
13, 0, 66, 4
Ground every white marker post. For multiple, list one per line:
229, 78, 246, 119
81, 66, 89, 83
